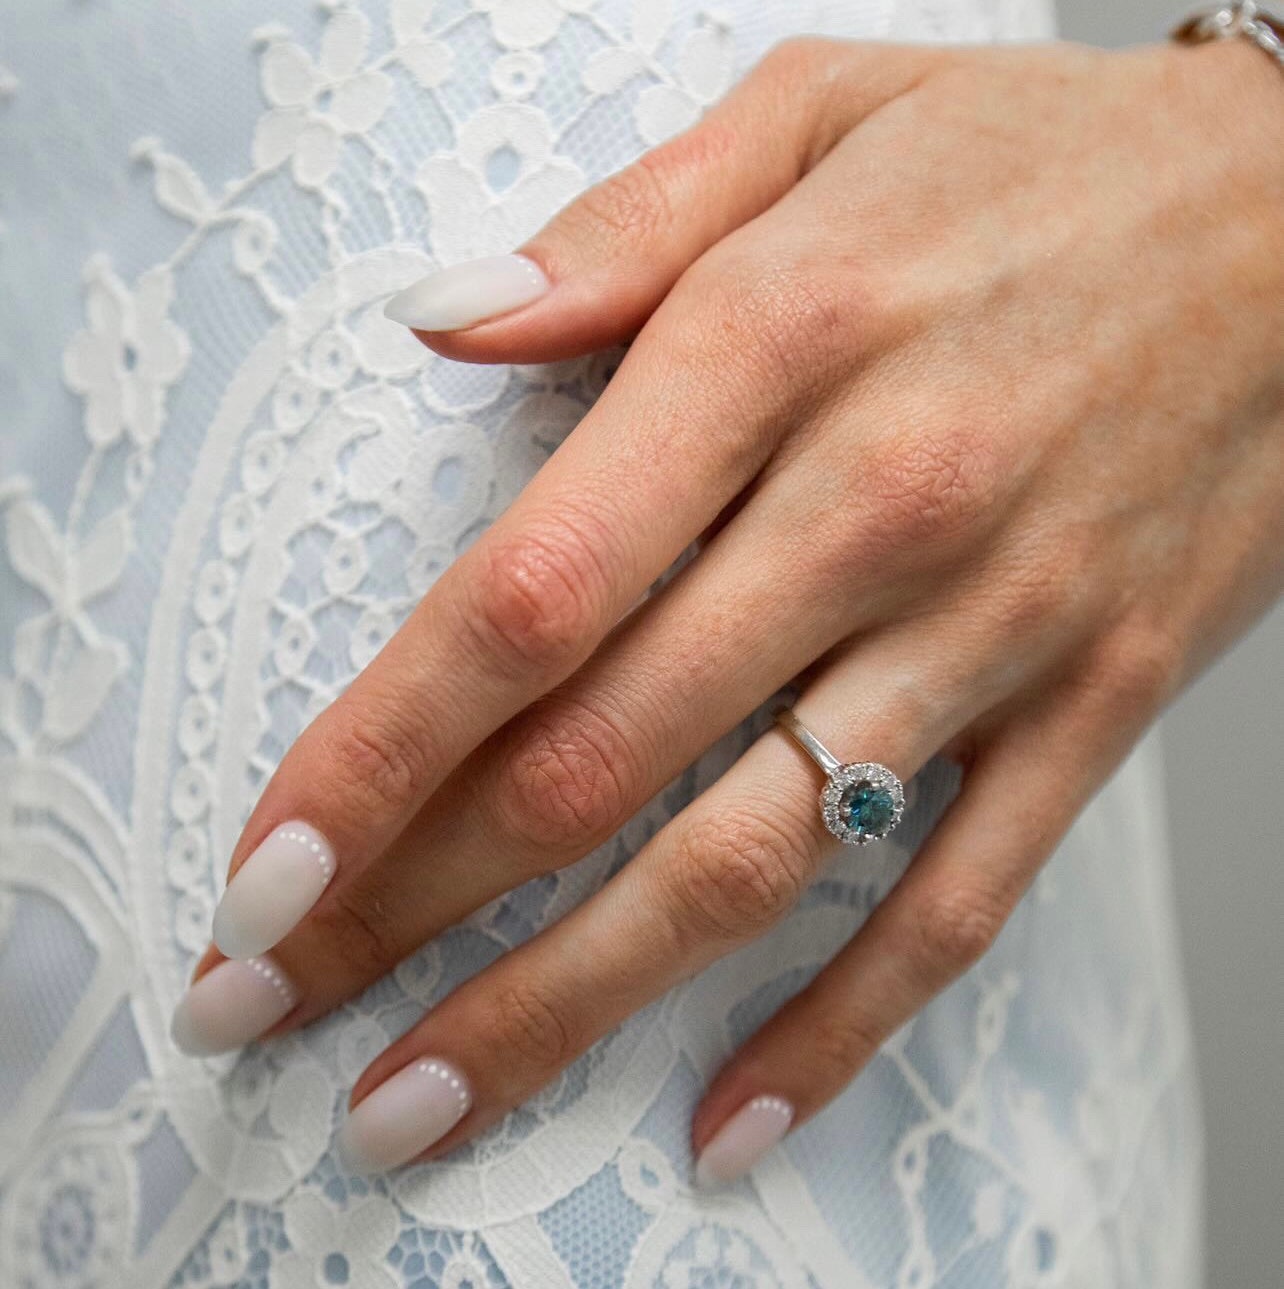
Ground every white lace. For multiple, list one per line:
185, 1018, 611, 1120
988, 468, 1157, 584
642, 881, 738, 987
0, 1, 1205, 1286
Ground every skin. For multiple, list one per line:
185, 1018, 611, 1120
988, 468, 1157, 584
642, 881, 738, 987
192, 34, 1284, 1168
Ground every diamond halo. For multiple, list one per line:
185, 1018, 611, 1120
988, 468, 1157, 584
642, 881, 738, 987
819, 761, 905, 846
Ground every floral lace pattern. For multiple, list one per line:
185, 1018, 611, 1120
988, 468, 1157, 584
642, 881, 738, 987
0, 1, 1204, 1286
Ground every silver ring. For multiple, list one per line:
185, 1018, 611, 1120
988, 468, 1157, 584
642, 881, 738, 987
774, 708, 905, 846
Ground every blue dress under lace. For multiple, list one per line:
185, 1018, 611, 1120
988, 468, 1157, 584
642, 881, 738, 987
0, 1, 1205, 1285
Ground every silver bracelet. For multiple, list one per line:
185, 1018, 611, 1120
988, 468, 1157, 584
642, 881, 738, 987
1172, 2, 1284, 73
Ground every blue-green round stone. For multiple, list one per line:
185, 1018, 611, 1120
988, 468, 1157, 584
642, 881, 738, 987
841, 781, 895, 836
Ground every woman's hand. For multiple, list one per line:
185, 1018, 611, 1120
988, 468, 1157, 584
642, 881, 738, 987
173, 33, 1284, 1182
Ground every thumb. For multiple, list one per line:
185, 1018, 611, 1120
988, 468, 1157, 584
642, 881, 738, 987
383, 38, 943, 364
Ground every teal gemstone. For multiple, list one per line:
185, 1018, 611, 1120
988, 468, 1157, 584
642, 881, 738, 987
841, 781, 895, 836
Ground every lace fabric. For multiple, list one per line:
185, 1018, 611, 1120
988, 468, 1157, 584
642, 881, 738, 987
0, 1, 1204, 1286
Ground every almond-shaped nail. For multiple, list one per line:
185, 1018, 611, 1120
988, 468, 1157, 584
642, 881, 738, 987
382, 253, 550, 331
212, 821, 335, 959
337, 1057, 473, 1174
694, 1094, 795, 1189
170, 955, 298, 1057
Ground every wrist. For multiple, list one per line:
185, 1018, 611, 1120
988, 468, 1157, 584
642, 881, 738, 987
1152, 33, 1284, 391
1162, 19, 1284, 131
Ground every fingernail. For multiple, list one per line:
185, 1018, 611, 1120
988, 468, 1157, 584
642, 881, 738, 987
693, 1094, 795, 1189
170, 955, 298, 1056
382, 253, 550, 331
212, 821, 336, 959
337, 1057, 473, 1174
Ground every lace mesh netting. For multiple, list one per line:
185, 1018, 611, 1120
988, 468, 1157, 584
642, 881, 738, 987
0, 1, 1205, 1285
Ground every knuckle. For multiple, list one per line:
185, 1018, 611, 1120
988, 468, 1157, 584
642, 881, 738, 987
1012, 525, 1109, 644
664, 812, 809, 944
330, 704, 433, 814
808, 1006, 889, 1081
858, 425, 1001, 556
463, 514, 613, 678
984, 571, 1060, 650
316, 880, 406, 979
485, 979, 578, 1071
1090, 621, 1182, 717
755, 35, 832, 86
1028, 542, 1088, 624
691, 250, 856, 395
908, 880, 1009, 977
493, 696, 646, 855
985, 541, 1088, 647
572, 151, 675, 244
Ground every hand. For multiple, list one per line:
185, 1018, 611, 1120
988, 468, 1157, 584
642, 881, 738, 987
172, 32, 1284, 1184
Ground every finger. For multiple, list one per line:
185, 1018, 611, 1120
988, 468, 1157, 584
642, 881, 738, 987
382, 38, 947, 363
334, 613, 1027, 1174
688, 654, 1157, 1188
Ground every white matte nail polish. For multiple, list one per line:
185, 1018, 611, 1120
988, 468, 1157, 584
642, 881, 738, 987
694, 1094, 795, 1188
170, 955, 298, 1056
382, 253, 550, 331
337, 1057, 473, 1174
212, 821, 335, 959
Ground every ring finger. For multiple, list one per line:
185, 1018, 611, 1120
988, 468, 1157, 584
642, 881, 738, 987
689, 649, 1148, 1187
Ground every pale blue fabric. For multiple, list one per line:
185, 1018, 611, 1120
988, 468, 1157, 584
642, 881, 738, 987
0, 2, 1204, 1286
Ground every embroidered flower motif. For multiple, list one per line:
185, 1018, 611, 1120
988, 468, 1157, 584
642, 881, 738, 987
633, 21, 734, 145
617, 1137, 678, 1212
232, 211, 279, 275
660, 1226, 761, 1288
200, 1206, 248, 1288
349, 607, 396, 670
471, 0, 594, 51
61, 256, 189, 449
389, 0, 454, 85
4, 490, 132, 742
972, 1180, 1008, 1241
1002, 1086, 1113, 1286
491, 50, 544, 99
252, 9, 392, 187
437, 1246, 496, 1287
415, 102, 584, 262
276, 1192, 400, 1289
5, 1142, 132, 1289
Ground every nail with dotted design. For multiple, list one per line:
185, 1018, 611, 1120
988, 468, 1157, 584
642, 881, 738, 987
337, 1057, 474, 1175
212, 820, 336, 959
693, 1095, 795, 1189
170, 955, 299, 1057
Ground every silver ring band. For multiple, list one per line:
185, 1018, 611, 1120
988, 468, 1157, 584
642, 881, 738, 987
774, 707, 906, 846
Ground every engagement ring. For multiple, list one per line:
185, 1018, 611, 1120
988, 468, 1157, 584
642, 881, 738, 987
774, 708, 906, 846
